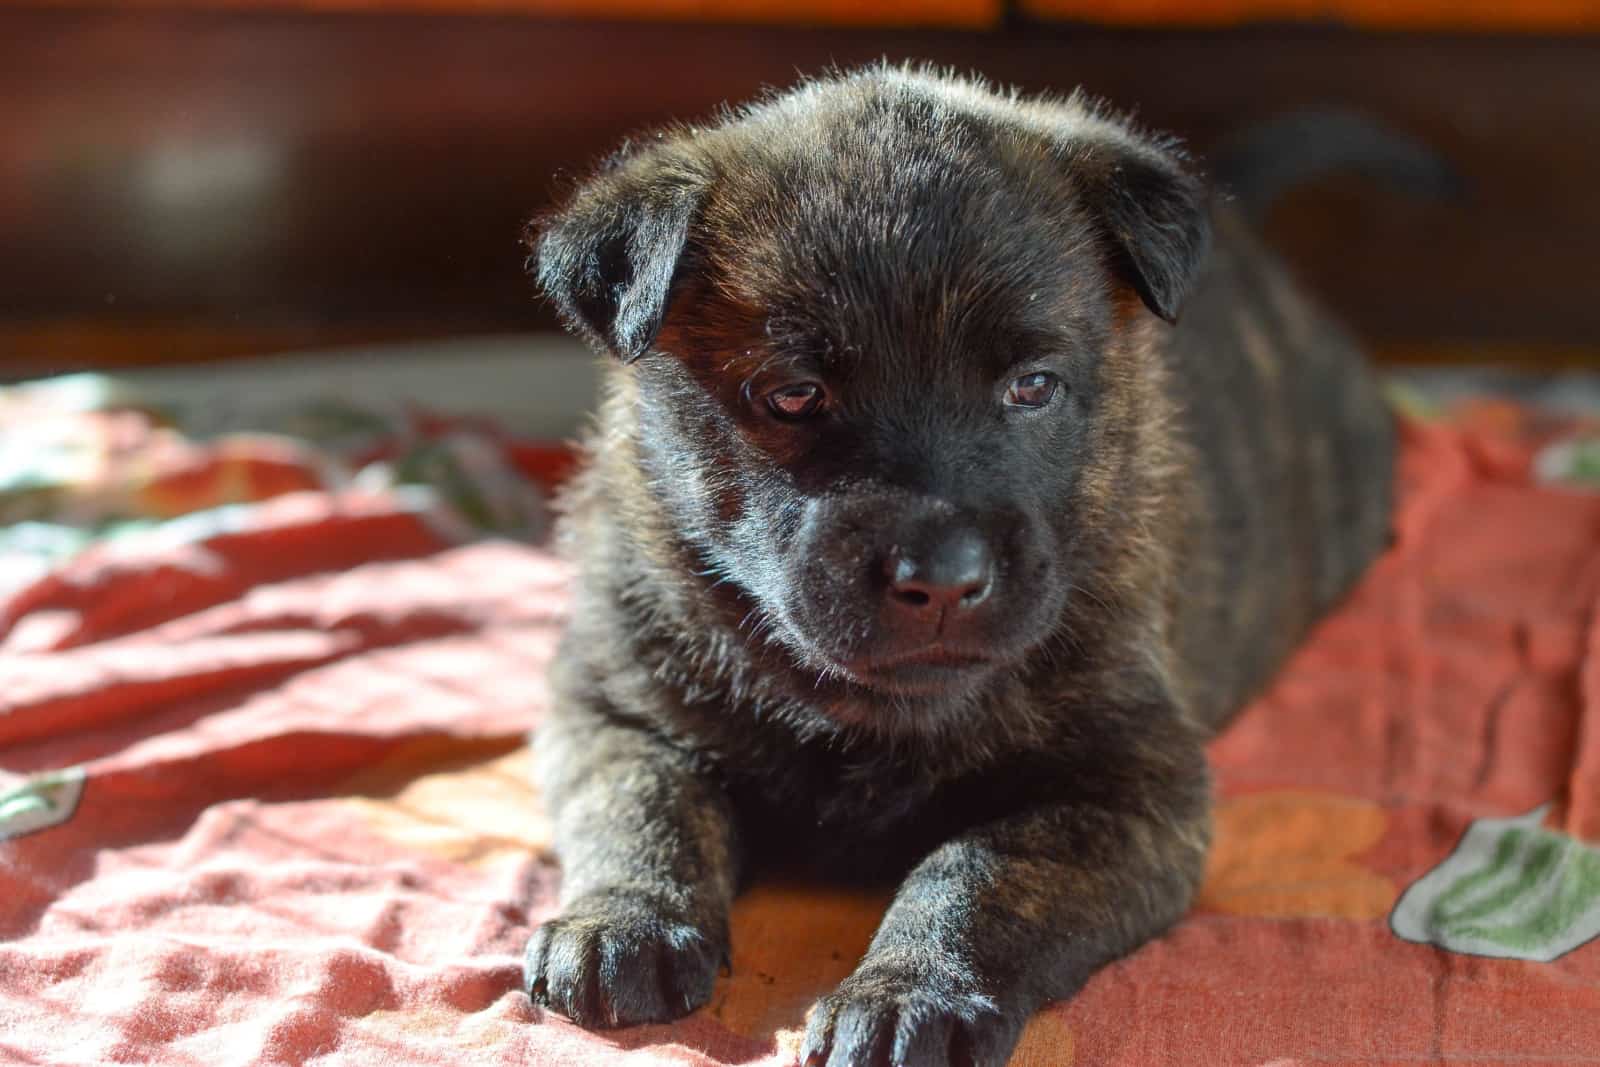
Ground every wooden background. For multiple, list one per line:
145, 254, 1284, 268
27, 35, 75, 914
3, 6, 1598, 376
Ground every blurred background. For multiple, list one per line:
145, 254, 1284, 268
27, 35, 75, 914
6, 0, 1600, 374
3, 0, 1599, 500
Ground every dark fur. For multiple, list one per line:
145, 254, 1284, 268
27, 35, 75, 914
522, 65, 1395, 1067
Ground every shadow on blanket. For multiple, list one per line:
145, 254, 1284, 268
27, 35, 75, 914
3, 397, 1600, 1066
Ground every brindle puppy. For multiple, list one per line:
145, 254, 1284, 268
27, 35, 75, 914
523, 65, 1398, 1067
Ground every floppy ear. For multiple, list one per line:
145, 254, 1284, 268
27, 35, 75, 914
1057, 120, 1212, 324
531, 155, 705, 362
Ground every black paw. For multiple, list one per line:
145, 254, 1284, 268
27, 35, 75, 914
800, 965, 1019, 1067
523, 890, 724, 1029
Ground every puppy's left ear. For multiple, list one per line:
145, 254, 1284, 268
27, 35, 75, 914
1059, 123, 1212, 324
531, 151, 707, 362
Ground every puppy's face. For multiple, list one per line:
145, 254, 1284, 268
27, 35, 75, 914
536, 69, 1209, 722
643, 159, 1112, 703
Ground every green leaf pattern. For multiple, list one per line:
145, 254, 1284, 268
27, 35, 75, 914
0, 768, 87, 842
1391, 805, 1600, 962
1535, 437, 1600, 491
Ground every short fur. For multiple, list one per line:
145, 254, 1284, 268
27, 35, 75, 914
522, 64, 1395, 1067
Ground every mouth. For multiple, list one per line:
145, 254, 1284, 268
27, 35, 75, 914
836, 644, 995, 696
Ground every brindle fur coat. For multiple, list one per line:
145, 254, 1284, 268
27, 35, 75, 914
522, 65, 1396, 1067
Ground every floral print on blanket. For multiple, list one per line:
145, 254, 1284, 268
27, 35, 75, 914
0, 373, 563, 596
1392, 805, 1600, 962
0, 768, 86, 842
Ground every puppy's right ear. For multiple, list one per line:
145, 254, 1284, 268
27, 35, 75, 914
531, 155, 706, 363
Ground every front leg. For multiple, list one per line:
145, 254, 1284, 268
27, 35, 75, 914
803, 733, 1210, 1067
525, 709, 740, 1028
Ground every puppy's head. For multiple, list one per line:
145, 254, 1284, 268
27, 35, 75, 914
534, 66, 1209, 722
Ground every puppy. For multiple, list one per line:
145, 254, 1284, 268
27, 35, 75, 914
523, 65, 1397, 1067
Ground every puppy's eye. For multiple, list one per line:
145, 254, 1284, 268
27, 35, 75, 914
1004, 372, 1060, 409
766, 382, 826, 421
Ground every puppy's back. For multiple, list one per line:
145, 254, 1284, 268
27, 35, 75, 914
1163, 206, 1395, 729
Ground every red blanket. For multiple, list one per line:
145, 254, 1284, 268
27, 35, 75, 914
3, 410, 1599, 1066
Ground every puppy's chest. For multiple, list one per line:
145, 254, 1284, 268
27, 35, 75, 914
719, 747, 1003, 880
734, 778, 938, 879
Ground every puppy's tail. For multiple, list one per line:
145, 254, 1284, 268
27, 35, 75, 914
1211, 109, 1466, 221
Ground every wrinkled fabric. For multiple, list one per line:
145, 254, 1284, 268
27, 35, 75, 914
2, 407, 1599, 1066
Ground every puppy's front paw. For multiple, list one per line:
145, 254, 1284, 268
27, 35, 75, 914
523, 890, 724, 1029
800, 964, 1019, 1067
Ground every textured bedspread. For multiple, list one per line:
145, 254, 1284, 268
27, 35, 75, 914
2, 371, 1599, 1066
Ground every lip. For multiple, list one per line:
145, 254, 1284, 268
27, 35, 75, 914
839, 645, 994, 695
860, 644, 990, 670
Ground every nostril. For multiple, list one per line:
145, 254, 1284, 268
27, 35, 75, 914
892, 587, 932, 608
958, 580, 991, 607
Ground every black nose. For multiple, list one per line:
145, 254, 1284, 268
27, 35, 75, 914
885, 527, 995, 614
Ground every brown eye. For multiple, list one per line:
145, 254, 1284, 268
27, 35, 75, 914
767, 382, 825, 421
1004, 372, 1060, 409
